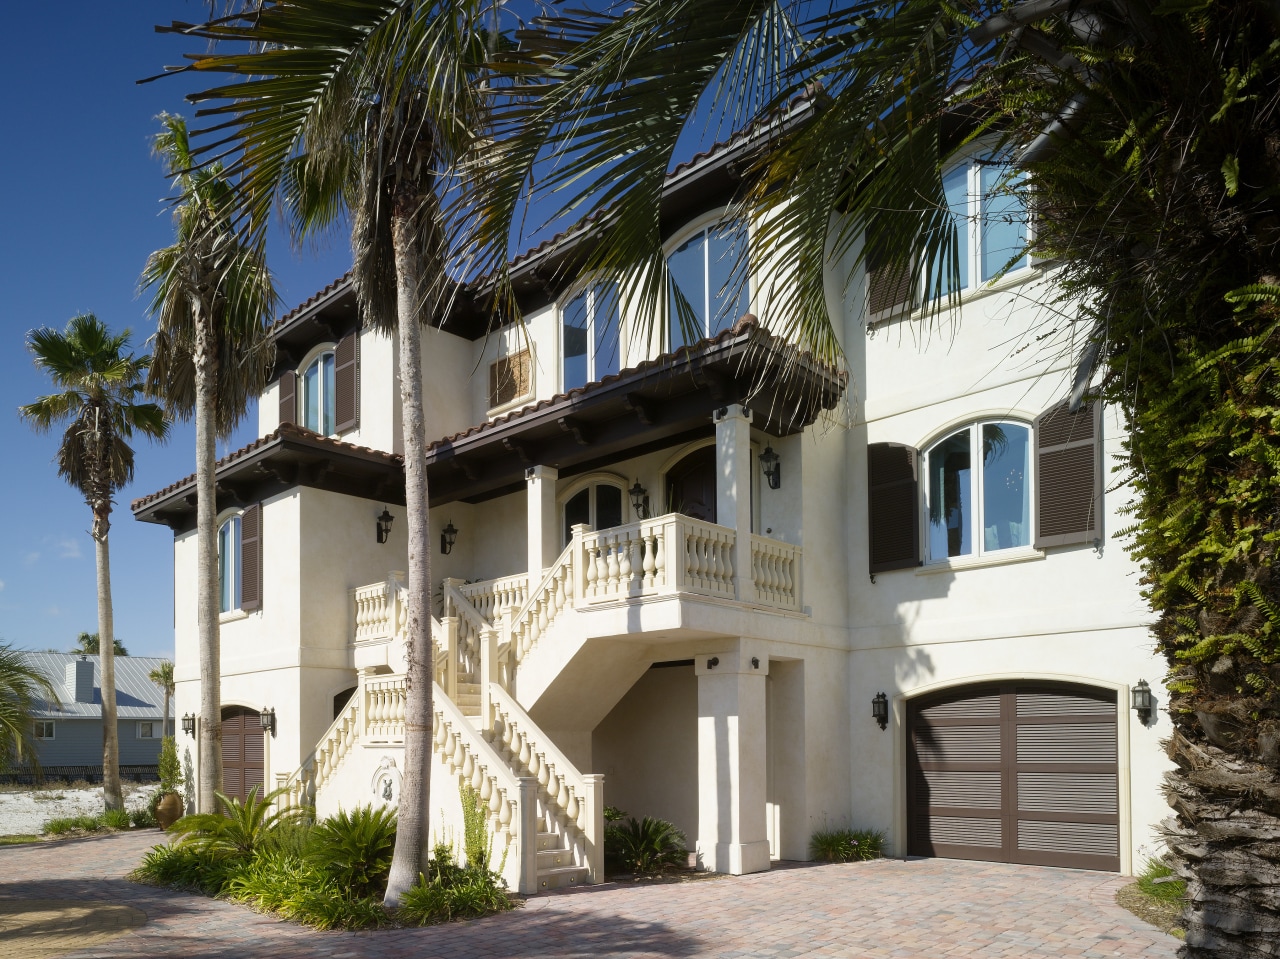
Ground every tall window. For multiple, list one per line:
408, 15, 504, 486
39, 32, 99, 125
218, 515, 241, 612
925, 422, 1031, 561
667, 220, 749, 348
934, 155, 1030, 297
562, 280, 621, 391
302, 351, 335, 435
563, 482, 624, 543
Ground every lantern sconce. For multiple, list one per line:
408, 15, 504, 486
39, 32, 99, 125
259, 707, 276, 737
760, 445, 781, 490
440, 520, 458, 556
376, 507, 395, 544
181, 713, 195, 737
872, 692, 889, 731
1131, 680, 1154, 726
707, 657, 720, 670
629, 479, 651, 519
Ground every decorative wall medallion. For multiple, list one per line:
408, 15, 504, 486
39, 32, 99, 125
370, 755, 401, 807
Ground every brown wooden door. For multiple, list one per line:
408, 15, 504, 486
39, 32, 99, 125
907, 682, 1119, 871
666, 447, 717, 522
221, 706, 265, 804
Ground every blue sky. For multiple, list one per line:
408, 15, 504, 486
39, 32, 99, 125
0, 2, 350, 658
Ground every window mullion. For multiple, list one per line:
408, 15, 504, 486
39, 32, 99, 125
969, 161, 980, 291
973, 425, 985, 556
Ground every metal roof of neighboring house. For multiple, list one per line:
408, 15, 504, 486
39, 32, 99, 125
19, 652, 170, 720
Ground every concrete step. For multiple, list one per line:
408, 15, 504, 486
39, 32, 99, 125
537, 847, 574, 871
537, 865, 589, 891
536, 831, 561, 851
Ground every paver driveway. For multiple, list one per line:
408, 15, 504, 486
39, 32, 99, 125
0, 832, 1179, 959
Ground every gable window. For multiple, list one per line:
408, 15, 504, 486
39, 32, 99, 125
563, 482, 624, 544
34, 720, 55, 740
667, 220, 749, 348
935, 155, 1030, 297
302, 350, 336, 435
219, 515, 242, 613
925, 422, 1031, 560
562, 280, 621, 391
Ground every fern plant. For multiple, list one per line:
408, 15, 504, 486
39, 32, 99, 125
604, 816, 688, 874
306, 805, 397, 899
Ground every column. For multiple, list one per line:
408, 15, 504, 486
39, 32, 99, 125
713, 404, 754, 602
696, 643, 770, 875
526, 465, 559, 580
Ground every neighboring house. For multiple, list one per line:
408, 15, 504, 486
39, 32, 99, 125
16, 652, 171, 781
132, 132, 1171, 893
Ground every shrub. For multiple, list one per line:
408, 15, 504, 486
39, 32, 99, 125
169, 785, 306, 857
809, 827, 886, 863
603, 805, 628, 824
460, 784, 493, 871
223, 849, 388, 930
157, 736, 183, 794
306, 805, 396, 899
43, 814, 100, 835
132, 842, 240, 895
101, 808, 132, 830
605, 816, 688, 874
259, 819, 312, 858
131, 806, 158, 829
399, 845, 515, 926
1137, 856, 1187, 903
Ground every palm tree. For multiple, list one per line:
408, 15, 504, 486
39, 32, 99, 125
464, 2, 1280, 953
161, 1, 489, 903
19, 315, 168, 809
0, 643, 59, 778
142, 114, 277, 816
73, 631, 128, 657
150, 661, 175, 737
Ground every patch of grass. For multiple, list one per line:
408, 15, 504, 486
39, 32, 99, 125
43, 814, 103, 835
32, 792, 66, 802
1137, 857, 1187, 902
1116, 857, 1186, 938
809, 827, 886, 863
0, 834, 42, 846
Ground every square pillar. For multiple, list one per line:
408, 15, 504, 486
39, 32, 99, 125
696, 643, 770, 875
713, 404, 755, 602
526, 466, 559, 579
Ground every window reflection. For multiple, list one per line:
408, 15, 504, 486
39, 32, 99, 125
562, 281, 620, 391
926, 421, 1031, 561
667, 221, 749, 348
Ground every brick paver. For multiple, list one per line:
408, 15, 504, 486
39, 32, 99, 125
0, 832, 1179, 959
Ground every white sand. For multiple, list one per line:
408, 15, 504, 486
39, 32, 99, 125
0, 784, 154, 836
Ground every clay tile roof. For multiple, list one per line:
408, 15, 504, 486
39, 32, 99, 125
130, 422, 401, 513
266, 271, 354, 335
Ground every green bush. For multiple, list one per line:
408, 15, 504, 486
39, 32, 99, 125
605, 816, 688, 874
169, 785, 306, 857
399, 845, 515, 926
131, 806, 158, 829
1137, 857, 1187, 903
157, 736, 183, 793
259, 819, 313, 858
809, 827, 886, 863
603, 805, 628, 823
132, 842, 241, 895
223, 849, 388, 930
43, 814, 101, 835
101, 808, 132, 830
306, 805, 396, 899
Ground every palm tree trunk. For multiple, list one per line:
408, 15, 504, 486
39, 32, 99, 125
94, 519, 123, 812
383, 189, 434, 907
194, 309, 223, 814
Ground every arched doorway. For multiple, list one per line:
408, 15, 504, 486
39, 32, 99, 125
666, 446, 717, 523
906, 681, 1120, 871
221, 706, 264, 804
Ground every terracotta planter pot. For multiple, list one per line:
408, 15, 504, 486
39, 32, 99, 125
156, 792, 185, 830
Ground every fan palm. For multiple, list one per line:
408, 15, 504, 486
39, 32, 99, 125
466, 2, 1280, 954
73, 631, 128, 657
0, 643, 59, 778
19, 314, 168, 807
142, 114, 278, 816
150, 660, 175, 737
157, 0, 490, 903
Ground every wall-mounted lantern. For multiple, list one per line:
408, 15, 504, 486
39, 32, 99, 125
629, 479, 651, 519
376, 508, 395, 544
259, 707, 277, 737
440, 520, 458, 556
760, 445, 781, 490
1131, 680, 1153, 725
181, 713, 195, 737
707, 657, 720, 670
872, 692, 889, 731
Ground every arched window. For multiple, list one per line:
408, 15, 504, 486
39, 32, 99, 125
562, 280, 621, 391
218, 514, 242, 613
924, 421, 1031, 561
563, 481, 624, 543
301, 350, 336, 435
667, 220, 749, 348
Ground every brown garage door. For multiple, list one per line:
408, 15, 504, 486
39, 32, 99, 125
221, 706, 264, 805
907, 683, 1119, 871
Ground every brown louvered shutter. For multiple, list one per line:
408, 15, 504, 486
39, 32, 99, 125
240, 503, 262, 611
334, 329, 360, 433
1034, 401, 1102, 548
868, 442, 921, 573
867, 249, 914, 319
278, 370, 297, 427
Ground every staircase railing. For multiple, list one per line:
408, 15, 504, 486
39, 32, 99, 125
508, 539, 577, 665
276, 691, 361, 812
484, 683, 604, 883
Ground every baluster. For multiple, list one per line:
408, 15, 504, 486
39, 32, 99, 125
641, 534, 656, 588
625, 534, 641, 593
585, 545, 599, 597
783, 555, 794, 602
720, 534, 733, 591
606, 536, 621, 594
654, 531, 666, 588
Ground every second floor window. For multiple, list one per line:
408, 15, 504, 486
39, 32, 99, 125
219, 515, 242, 613
302, 351, 336, 435
935, 155, 1030, 297
563, 482, 624, 543
667, 220, 749, 349
925, 422, 1031, 560
563, 281, 621, 391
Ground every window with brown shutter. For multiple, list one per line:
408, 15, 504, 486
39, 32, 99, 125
278, 370, 297, 427
240, 503, 262, 611
489, 350, 532, 410
334, 329, 360, 433
868, 442, 922, 573
867, 249, 915, 320
1034, 401, 1102, 548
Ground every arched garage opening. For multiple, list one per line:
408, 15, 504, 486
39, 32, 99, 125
906, 681, 1119, 872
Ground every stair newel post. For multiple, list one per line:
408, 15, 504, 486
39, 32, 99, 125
582, 773, 605, 883
446, 613, 460, 702
570, 523, 589, 602
518, 777, 540, 895
481, 626, 498, 730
